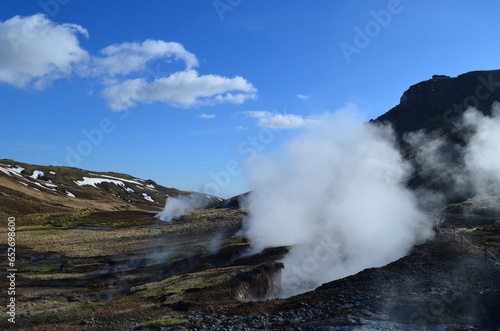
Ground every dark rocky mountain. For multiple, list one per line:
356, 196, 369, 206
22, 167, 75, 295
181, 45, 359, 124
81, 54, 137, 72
373, 70, 500, 136
372, 70, 500, 218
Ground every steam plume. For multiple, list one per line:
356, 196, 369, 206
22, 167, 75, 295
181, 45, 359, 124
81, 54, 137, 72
242, 106, 434, 297
404, 103, 500, 213
462, 104, 500, 195
156, 193, 212, 222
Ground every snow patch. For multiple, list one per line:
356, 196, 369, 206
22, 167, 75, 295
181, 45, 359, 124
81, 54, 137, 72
31, 170, 44, 179
33, 182, 56, 191
0, 167, 11, 176
66, 191, 75, 198
99, 174, 144, 186
125, 187, 135, 193
49, 171, 56, 175
11, 166, 24, 174
75, 177, 125, 188
19, 182, 28, 186
142, 193, 154, 202
0, 166, 24, 177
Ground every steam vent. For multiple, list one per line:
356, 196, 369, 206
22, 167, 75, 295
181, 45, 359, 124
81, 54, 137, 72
2, 69, 500, 329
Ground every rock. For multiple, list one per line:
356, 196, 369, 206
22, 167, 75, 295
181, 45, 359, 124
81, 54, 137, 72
374, 70, 500, 136
59, 260, 73, 270
362, 310, 389, 321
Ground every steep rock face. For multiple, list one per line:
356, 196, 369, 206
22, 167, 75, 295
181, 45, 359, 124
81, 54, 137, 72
373, 70, 500, 136
234, 262, 284, 301
373, 70, 500, 216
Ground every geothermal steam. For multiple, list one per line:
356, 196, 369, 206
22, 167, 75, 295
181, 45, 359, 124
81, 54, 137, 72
462, 105, 500, 195
242, 107, 434, 297
156, 193, 212, 222
404, 104, 500, 204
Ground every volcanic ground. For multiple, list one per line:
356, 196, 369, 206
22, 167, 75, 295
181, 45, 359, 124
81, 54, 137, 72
0, 206, 499, 330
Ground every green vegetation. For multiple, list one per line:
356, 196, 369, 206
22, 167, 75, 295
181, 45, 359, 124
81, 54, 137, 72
12, 302, 97, 326
137, 318, 189, 329
18, 212, 144, 229
163, 288, 186, 296
222, 235, 248, 246
19, 165, 38, 176
479, 236, 500, 245
127, 265, 255, 306
62, 172, 85, 184
193, 271, 238, 290
472, 226, 500, 249
24, 263, 61, 272
220, 235, 250, 251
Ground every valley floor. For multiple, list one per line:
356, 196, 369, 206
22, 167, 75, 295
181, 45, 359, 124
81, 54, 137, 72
0, 209, 499, 330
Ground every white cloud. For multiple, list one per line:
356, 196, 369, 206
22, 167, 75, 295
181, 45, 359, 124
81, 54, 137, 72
296, 94, 310, 100
0, 15, 257, 110
244, 110, 314, 129
0, 14, 89, 89
92, 39, 198, 76
95, 40, 257, 110
198, 113, 216, 119
102, 70, 257, 110
93, 39, 257, 110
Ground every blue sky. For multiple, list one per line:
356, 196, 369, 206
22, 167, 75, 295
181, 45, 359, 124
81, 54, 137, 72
1, 0, 499, 198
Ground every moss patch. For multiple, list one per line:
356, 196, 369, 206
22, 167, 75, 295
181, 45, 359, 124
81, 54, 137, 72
23, 263, 62, 272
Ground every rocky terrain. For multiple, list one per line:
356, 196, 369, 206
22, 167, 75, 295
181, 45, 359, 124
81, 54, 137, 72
1, 70, 500, 330
374, 70, 500, 218
0, 204, 498, 330
373, 70, 500, 136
